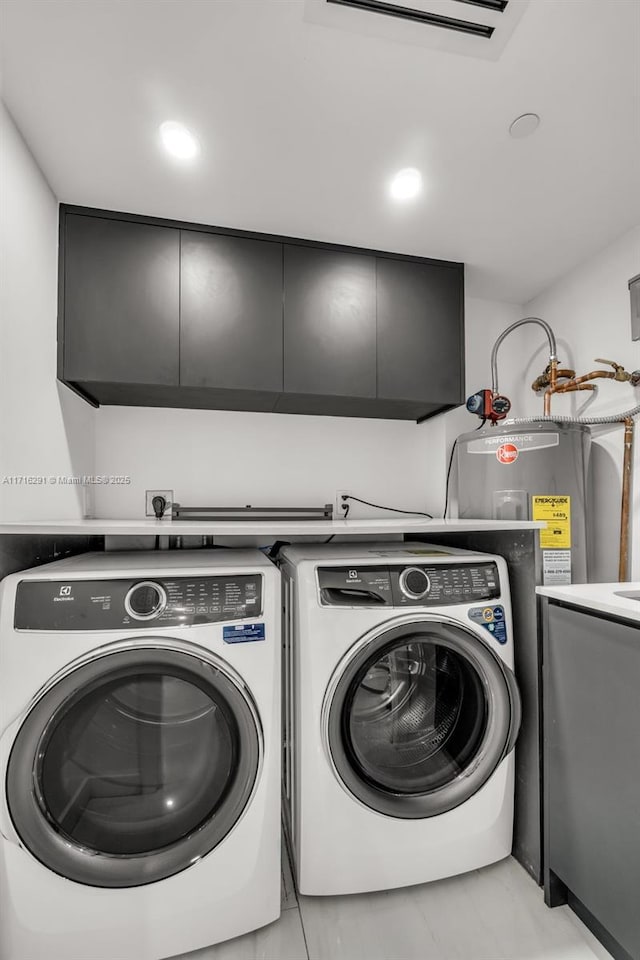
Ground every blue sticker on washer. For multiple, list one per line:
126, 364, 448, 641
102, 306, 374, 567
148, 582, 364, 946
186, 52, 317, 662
223, 623, 265, 643
486, 620, 507, 644
468, 606, 507, 644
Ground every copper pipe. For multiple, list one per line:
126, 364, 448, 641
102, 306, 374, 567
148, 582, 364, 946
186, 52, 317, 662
618, 417, 634, 582
544, 369, 616, 414
531, 369, 576, 392
544, 358, 560, 414
560, 370, 616, 386
551, 383, 597, 395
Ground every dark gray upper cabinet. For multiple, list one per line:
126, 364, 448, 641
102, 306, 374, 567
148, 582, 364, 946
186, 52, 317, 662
377, 257, 464, 405
283, 246, 376, 398
63, 214, 179, 385
58, 206, 465, 420
180, 232, 283, 392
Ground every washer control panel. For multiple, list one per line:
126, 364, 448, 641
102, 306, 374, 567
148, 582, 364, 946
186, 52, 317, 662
399, 567, 431, 600
318, 562, 500, 607
14, 575, 263, 630
391, 562, 500, 607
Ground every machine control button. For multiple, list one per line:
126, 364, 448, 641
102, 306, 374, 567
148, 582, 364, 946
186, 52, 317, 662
124, 581, 167, 621
399, 567, 431, 600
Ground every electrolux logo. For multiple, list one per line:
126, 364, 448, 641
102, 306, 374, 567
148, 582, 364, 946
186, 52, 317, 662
348, 570, 358, 580
53, 584, 74, 603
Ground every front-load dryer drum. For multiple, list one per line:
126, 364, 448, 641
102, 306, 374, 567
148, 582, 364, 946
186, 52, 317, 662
6, 642, 262, 887
324, 616, 520, 820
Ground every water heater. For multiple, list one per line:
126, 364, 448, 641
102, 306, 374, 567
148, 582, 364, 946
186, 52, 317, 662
456, 420, 591, 584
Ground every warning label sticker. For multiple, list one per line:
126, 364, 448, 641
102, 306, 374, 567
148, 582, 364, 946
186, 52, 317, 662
223, 623, 266, 644
542, 550, 572, 585
532, 495, 571, 549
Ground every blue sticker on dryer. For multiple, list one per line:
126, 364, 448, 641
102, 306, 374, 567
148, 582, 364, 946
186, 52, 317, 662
485, 619, 507, 644
468, 606, 507, 644
223, 623, 265, 643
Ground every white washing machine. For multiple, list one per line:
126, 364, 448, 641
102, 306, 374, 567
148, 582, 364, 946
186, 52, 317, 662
0, 549, 280, 960
280, 542, 521, 896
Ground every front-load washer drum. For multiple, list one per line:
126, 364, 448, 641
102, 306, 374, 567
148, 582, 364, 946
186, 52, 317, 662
6, 644, 262, 887
324, 618, 520, 819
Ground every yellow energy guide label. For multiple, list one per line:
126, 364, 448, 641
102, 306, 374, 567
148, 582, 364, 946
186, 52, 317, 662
532, 495, 571, 549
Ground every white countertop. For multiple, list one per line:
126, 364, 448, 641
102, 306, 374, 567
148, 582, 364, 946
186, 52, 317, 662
0, 518, 544, 537
537, 583, 640, 624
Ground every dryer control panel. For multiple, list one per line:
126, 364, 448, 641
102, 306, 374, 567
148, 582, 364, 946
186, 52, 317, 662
318, 563, 500, 607
14, 575, 263, 630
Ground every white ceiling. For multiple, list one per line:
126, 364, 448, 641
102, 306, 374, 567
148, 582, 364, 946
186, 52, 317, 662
1, 0, 639, 302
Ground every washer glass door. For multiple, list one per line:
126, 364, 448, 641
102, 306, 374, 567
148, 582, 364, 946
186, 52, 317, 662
6, 645, 261, 887
326, 619, 520, 819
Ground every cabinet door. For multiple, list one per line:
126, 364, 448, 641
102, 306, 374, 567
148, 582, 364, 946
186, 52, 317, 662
180, 232, 283, 392
545, 604, 640, 960
377, 258, 463, 405
284, 245, 376, 398
63, 214, 179, 385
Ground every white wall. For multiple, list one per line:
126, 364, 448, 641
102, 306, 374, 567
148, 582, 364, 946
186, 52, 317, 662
521, 227, 640, 581
0, 101, 95, 520
6, 79, 633, 581
92, 297, 523, 523
0, 96, 527, 532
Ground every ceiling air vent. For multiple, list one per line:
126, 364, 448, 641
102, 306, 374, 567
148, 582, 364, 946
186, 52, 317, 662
326, 0, 507, 39
304, 0, 530, 60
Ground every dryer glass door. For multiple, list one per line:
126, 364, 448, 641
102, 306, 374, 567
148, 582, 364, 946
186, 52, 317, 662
326, 619, 520, 819
6, 645, 261, 887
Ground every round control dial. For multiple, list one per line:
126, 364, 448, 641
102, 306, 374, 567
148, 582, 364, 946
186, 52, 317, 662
124, 581, 167, 621
399, 567, 431, 601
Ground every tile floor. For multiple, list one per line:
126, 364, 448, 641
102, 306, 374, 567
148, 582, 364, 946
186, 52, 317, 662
179, 845, 613, 960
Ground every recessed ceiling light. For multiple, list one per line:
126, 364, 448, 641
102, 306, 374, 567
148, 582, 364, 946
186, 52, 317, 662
390, 167, 423, 201
159, 121, 200, 160
509, 113, 540, 139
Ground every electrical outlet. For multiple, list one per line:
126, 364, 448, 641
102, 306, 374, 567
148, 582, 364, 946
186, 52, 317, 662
335, 489, 351, 519
145, 489, 173, 519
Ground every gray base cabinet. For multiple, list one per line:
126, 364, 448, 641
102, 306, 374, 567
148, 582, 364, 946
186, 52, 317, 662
542, 601, 640, 960
58, 207, 465, 421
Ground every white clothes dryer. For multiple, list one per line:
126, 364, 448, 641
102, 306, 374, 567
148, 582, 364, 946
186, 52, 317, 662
280, 542, 521, 896
0, 549, 280, 960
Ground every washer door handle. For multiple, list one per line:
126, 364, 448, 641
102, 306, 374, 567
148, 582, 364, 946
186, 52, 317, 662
0, 721, 21, 845
501, 662, 522, 758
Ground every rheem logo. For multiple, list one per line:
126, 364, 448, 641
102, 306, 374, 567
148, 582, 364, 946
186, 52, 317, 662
496, 443, 519, 464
